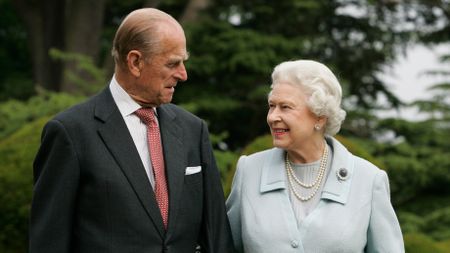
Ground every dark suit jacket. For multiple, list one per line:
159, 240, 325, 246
30, 87, 234, 253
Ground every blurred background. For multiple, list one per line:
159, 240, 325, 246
0, 0, 449, 252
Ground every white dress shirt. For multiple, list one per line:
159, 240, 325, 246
109, 76, 156, 189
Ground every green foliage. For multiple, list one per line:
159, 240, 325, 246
374, 76, 450, 205
223, 134, 273, 196
404, 233, 450, 253
382, 153, 429, 204
179, 96, 241, 115
241, 135, 273, 156
0, 0, 33, 101
49, 48, 106, 95
0, 91, 85, 139
208, 131, 240, 195
215, 149, 240, 196
334, 135, 386, 170
0, 117, 48, 252
177, 19, 297, 148
399, 206, 450, 241
212, 0, 404, 106
172, 0, 418, 149
0, 91, 84, 252
374, 120, 450, 204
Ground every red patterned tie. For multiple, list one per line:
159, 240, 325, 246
135, 108, 169, 229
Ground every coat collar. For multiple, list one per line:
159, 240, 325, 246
259, 136, 354, 205
260, 148, 287, 193
321, 136, 354, 204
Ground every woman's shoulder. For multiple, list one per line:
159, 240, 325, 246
239, 148, 279, 164
236, 148, 280, 173
352, 155, 385, 177
328, 136, 385, 178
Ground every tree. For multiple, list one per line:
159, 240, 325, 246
11, 0, 106, 92
174, 0, 421, 148
0, 0, 33, 101
7, 0, 212, 95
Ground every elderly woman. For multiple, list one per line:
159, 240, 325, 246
226, 60, 404, 253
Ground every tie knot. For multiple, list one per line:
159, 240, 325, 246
135, 107, 156, 126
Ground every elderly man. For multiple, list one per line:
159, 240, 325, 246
30, 8, 234, 253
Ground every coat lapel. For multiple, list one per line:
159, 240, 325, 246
259, 138, 354, 205
260, 148, 287, 193
94, 88, 165, 237
321, 137, 354, 204
157, 105, 185, 232
259, 148, 303, 247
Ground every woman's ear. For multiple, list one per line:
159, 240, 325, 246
126, 50, 143, 77
316, 116, 328, 129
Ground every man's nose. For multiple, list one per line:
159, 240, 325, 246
175, 63, 188, 81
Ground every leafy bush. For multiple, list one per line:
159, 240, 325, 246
0, 117, 49, 252
49, 49, 106, 95
0, 92, 84, 252
404, 233, 450, 253
399, 205, 450, 242
0, 92, 85, 139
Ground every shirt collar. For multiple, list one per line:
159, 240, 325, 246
109, 76, 157, 117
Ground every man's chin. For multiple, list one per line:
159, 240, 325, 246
161, 95, 174, 104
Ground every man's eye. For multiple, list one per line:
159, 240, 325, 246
167, 62, 180, 68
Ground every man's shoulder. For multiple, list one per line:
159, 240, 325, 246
159, 103, 202, 122
53, 90, 105, 123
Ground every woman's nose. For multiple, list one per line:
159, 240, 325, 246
267, 108, 280, 124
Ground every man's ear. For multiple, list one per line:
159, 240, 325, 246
127, 50, 143, 77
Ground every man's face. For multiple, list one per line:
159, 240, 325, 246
131, 28, 188, 107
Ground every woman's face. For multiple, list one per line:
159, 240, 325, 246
267, 83, 320, 151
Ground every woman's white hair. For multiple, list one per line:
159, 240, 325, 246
270, 59, 346, 136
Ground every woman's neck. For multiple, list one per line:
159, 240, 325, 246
287, 138, 325, 164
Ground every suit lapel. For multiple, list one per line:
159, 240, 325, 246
94, 88, 165, 237
157, 105, 186, 232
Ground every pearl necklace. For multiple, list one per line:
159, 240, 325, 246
285, 141, 328, 201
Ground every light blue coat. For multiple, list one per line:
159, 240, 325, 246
226, 137, 404, 253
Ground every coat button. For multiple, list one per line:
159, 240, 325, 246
291, 240, 299, 248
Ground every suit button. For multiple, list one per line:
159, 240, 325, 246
291, 240, 299, 248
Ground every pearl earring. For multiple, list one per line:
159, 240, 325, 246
314, 124, 321, 131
